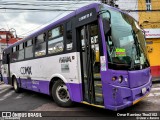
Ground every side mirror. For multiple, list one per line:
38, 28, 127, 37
99, 10, 111, 23
99, 10, 111, 35
103, 19, 111, 35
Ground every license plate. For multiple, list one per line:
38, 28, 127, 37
142, 87, 147, 94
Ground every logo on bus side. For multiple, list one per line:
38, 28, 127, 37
59, 57, 72, 63
20, 67, 32, 75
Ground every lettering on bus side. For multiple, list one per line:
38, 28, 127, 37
78, 12, 93, 22
20, 67, 32, 75
59, 56, 72, 63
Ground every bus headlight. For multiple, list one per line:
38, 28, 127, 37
118, 76, 123, 83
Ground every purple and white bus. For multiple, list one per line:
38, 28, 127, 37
1, 3, 152, 111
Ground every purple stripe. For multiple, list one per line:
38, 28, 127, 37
2, 77, 82, 103
17, 78, 50, 95
19, 79, 82, 102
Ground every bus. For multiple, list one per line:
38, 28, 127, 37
1, 3, 152, 111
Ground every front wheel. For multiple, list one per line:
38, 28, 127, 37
52, 80, 73, 107
13, 77, 21, 93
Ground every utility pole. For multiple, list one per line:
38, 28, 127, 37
6, 32, 9, 46
101, 0, 118, 7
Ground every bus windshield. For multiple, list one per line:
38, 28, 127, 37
100, 5, 149, 70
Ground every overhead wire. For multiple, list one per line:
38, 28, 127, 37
0, 0, 99, 37
18, 0, 82, 37
117, 0, 160, 12
0, 1, 99, 12
0, 7, 75, 11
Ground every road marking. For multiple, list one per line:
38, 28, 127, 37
15, 94, 25, 99
0, 84, 11, 90
147, 87, 160, 97
147, 93, 154, 97
153, 92, 160, 96
151, 88, 160, 91
0, 89, 8, 94
0, 91, 15, 101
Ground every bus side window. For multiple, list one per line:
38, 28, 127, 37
17, 43, 25, 61
2, 52, 8, 64
25, 39, 34, 59
11, 46, 18, 62
35, 33, 46, 57
48, 25, 64, 54
66, 21, 73, 50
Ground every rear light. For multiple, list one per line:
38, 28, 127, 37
118, 76, 123, 83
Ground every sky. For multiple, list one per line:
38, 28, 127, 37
0, 0, 100, 38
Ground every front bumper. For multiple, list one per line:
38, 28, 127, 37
104, 77, 152, 111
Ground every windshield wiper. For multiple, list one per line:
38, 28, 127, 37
130, 30, 141, 69
131, 30, 141, 58
130, 44, 136, 70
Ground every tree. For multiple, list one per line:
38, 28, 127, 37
101, 0, 118, 7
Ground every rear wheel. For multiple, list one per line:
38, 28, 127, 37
52, 80, 73, 107
13, 77, 20, 93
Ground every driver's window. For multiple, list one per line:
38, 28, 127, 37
106, 31, 115, 62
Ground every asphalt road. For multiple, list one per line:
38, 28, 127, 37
0, 82, 160, 120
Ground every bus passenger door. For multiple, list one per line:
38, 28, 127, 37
2, 53, 11, 85
7, 54, 11, 84
78, 22, 103, 105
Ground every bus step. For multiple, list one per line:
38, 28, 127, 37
94, 73, 101, 79
95, 84, 102, 87
95, 93, 103, 97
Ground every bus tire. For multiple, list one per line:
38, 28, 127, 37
13, 77, 21, 93
52, 80, 73, 107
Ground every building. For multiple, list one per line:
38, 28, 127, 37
115, 0, 139, 21
138, 0, 160, 80
0, 30, 21, 67
116, 0, 160, 80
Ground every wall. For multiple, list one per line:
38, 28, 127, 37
138, 0, 160, 79
115, 0, 139, 21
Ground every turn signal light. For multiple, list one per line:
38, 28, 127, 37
112, 76, 117, 81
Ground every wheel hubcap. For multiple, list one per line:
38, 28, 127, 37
56, 84, 70, 103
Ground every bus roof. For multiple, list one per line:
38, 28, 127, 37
4, 2, 132, 52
